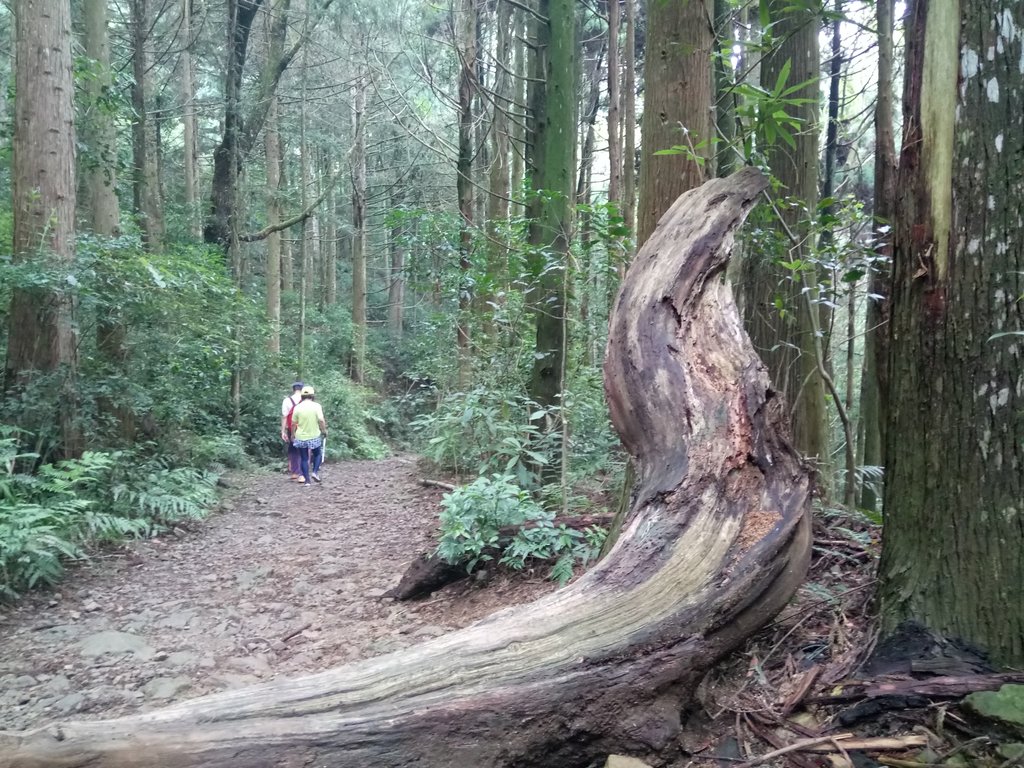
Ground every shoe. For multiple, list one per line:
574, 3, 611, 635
290, 474, 300, 481
296, 477, 306, 485
311, 472, 321, 483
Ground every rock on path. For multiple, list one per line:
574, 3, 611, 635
0, 455, 555, 731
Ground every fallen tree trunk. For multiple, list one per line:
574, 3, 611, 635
0, 167, 811, 768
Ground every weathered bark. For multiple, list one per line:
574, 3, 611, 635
4, 0, 82, 459
0, 168, 811, 768
877, 0, 1024, 666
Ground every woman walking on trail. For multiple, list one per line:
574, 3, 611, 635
280, 381, 304, 481
289, 385, 328, 486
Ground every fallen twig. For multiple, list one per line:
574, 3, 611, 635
280, 622, 312, 643
809, 672, 1024, 705
418, 479, 456, 491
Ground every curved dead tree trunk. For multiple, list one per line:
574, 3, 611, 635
0, 168, 810, 768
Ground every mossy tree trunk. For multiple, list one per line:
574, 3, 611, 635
526, 0, 576, 475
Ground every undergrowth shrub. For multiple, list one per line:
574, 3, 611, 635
305, 370, 389, 460
436, 474, 606, 585
411, 388, 559, 488
0, 437, 218, 599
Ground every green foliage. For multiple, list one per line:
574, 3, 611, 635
305, 370, 389, 460
436, 474, 606, 584
412, 388, 559, 488
0, 437, 217, 598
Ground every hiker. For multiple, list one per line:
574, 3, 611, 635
289, 385, 328, 486
280, 381, 304, 481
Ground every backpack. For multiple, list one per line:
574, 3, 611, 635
285, 394, 301, 433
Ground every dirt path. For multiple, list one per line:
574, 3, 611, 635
0, 455, 556, 732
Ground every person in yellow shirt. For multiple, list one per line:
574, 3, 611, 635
289, 386, 328, 485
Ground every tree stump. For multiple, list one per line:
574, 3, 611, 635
0, 167, 811, 768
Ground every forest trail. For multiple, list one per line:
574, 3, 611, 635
0, 455, 555, 732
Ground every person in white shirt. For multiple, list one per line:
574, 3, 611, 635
280, 381, 304, 481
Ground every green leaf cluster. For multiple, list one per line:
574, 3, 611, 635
0, 434, 217, 599
436, 474, 606, 585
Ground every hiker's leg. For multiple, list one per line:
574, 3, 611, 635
311, 444, 323, 475
298, 444, 311, 482
288, 443, 301, 476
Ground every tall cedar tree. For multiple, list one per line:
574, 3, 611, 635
739, 0, 828, 470
526, 0, 577, 473
878, 0, 1024, 665
4, 0, 82, 458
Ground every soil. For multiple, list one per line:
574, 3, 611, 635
0, 455, 557, 732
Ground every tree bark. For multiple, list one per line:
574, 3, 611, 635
858, 0, 896, 511
4, 0, 82, 459
739, 0, 828, 470
84, 0, 132, 442
265, 87, 283, 355
131, 0, 165, 252
205, 0, 263, 250
636, 0, 713, 247
878, 0, 1024, 666
606, 0, 622, 210
180, 0, 201, 240
713, 0, 735, 177
350, 70, 368, 384
526, 0, 576, 478
456, 0, 476, 389
0, 167, 811, 768
620, 0, 636, 249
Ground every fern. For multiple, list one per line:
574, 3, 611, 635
0, 443, 219, 598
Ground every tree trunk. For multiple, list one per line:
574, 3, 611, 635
713, 0, 735, 177
877, 0, 1024, 666
4, 0, 81, 459
858, 0, 896, 511
607, 0, 622, 210
739, 0, 827, 470
636, 0, 712, 247
84, 0, 133, 442
131, 0, 165, 252
323, 155, 338, 307
526, 0, 576, 477
350, 71, 368, 384
456, 0, 476, 389
205, 0, 263, 250
509, 5, 527, 215
180, 0, 201, 240
265, 87, 283, 355
482, 0, 513, 325
620, 0, 636, 248
0, 168, 811, 768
